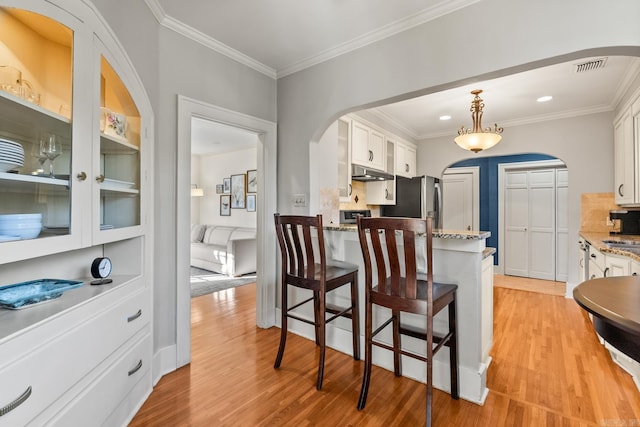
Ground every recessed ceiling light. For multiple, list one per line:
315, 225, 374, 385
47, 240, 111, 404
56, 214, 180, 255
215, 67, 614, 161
439, 115, 451, 121
537, 95, 553, 103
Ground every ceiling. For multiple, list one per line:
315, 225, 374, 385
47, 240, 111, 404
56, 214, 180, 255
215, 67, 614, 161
159, 1, 640, 153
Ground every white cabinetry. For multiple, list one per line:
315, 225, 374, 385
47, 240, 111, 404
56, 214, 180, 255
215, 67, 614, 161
337, 118, 352, 202
614, 94, 640, 206
395, 140, 417, 178
588, 245, 630, 278
605, 253, 630, 277
351, 120, 385, 171
0, 3, 152, 425
366, 139, 395, 205
588, 246, 606, 279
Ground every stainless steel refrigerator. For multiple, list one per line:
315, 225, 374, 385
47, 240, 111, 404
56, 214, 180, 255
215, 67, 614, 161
380, 175, 443, 228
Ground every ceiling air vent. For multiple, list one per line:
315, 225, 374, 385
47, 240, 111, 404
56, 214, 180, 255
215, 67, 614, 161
573, 57, 608, 73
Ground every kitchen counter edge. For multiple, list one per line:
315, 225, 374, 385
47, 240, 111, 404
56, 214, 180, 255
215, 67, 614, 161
580, 231, 640, 263
325, 224, 491, 240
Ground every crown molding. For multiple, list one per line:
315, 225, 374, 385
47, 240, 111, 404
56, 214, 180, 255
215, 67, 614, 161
418, 104, 614, 140
611, 58, 640, 111
143, 0, 277, 79
144, 0, 479, 79
367, 108, 421, 140
277, 0, 481, 78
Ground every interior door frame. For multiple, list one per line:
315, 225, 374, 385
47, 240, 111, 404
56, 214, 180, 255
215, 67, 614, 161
176, 95, 277, 368
497, 159, 565, 275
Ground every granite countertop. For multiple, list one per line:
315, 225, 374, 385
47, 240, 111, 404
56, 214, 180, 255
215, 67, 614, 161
580, 231, 640, 262
324, 224, 491, 240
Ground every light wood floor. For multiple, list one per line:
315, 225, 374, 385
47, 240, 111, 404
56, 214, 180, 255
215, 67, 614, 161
130, 278, 640, 426
493, 274, 566, 296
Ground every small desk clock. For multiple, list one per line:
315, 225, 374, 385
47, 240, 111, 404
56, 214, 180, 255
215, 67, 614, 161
91, 257, 113, 285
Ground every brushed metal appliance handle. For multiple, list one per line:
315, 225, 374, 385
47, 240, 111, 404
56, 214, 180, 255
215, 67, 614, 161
127, 309, 142, 323
128, 360, 143, 376
0, 386, 32, 417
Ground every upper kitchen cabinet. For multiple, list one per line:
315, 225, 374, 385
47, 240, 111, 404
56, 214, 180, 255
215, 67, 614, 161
351, 119, 385, 171
395, 139, 417, 178
366, 139, 395, 205
337, 118, 352, 202
614, 93, 640, 206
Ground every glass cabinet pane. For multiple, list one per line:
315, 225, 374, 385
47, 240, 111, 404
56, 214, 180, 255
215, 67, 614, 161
99, 56, 140, 230
0, 7, 73, 241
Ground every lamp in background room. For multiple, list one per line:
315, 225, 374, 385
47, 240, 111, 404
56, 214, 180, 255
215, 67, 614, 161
454, 89, 503, 153
191, 184, 204, 197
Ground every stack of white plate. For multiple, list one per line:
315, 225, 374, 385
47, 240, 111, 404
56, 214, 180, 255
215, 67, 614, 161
0, 213, 42, 239
0, 138, 24, 173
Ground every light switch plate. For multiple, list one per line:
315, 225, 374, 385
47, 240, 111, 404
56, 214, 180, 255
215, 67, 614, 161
291, 194, 307, 207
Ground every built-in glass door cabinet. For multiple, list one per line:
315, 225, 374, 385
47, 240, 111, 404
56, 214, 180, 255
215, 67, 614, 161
366, 139, 395, 205
0, 6, 82, 264
337, 118, 352, 202
93, 50, 144, 244
613, 108, 634, 205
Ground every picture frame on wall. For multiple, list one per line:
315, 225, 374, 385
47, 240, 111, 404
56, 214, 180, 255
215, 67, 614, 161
246, 194, 256, 212
220, 194, 231, 216
216, 184, 223, 194
246, 169, 257, 193
230, 174, 246, 209
223, 177, 231, 194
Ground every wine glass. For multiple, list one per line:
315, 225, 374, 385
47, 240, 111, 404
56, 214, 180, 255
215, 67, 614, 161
30, 138, 47, 175
43, 133, 61, 178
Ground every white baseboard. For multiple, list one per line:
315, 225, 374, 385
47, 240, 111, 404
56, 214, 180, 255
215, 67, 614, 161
152, 345, 178, 386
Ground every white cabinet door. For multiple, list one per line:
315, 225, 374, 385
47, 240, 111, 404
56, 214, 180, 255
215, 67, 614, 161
351, 120, 385, 171
351, 121, 370, 166
396, 142, 417, 178
368, 128, 385, 171
605, 254, 630, 277
614, 109, 634, 205
504, 171, 529, 277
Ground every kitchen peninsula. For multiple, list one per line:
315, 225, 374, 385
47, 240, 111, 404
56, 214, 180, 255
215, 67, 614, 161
282, 224, 494, 404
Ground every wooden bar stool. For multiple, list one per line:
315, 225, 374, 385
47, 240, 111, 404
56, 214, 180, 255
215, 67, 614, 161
273, 213, 360, 390
356, 215, 458, 427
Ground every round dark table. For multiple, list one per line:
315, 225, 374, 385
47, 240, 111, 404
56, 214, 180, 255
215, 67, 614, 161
574, 276, 640, 362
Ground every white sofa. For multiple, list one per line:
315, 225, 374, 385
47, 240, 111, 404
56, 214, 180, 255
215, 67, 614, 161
190, 224, 257, 277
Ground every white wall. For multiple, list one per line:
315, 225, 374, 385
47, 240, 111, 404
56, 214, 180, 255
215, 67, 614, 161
195, 147, 258, 227
91, 0, 277, 361
190, 154, 201, 224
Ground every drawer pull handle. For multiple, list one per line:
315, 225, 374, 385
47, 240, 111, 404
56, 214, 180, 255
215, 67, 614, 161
0, 386, 32, 417
127, 309, 142, 322
128, 360, 143, 377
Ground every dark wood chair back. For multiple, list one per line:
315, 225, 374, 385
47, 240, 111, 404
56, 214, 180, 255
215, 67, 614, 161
356, 216, 434, 314
274, 214, 326, 288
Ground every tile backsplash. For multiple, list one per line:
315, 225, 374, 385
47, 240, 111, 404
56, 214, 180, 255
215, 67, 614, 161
581, 192, 619, 233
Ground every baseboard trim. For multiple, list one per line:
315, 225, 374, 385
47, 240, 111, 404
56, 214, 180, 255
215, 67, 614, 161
152, 345, 178, 386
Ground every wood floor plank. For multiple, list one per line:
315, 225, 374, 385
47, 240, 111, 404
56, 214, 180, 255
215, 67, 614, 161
130, 278, 640, 426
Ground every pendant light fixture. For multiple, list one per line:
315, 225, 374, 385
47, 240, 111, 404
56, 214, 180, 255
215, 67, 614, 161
454, 89, 503, 153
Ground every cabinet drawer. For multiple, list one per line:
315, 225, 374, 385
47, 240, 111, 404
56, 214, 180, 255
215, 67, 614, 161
0, 290, 149, 426
47, 333, 151, 426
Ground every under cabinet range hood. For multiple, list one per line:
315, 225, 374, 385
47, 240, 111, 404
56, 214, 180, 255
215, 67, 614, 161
351, 164, 394, 181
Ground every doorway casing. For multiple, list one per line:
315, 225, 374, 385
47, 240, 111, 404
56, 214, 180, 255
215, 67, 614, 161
176, 95, 277, 368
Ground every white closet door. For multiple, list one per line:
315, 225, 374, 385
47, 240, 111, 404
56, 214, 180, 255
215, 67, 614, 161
443, 167, 479, 231
504, 171, 529, 277
555, 169, 569, 282
528, 170, 556, 280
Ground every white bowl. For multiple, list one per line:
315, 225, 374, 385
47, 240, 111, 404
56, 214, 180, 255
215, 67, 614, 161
0, 224, 41, 239
0, 213, 42, 222
0, 160, 21, 173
